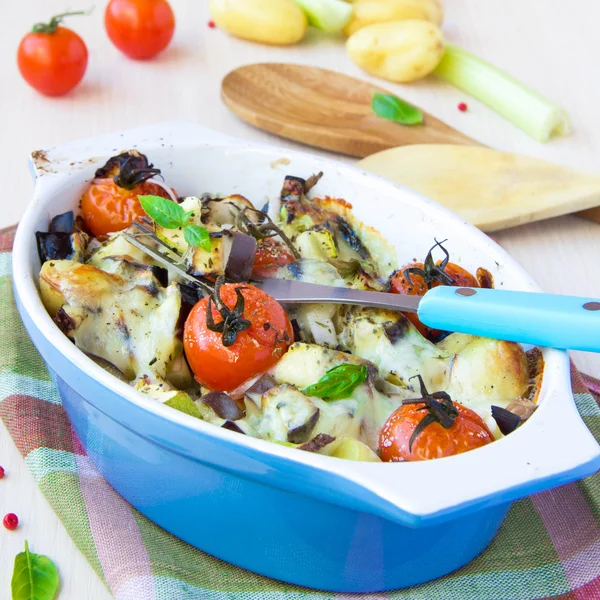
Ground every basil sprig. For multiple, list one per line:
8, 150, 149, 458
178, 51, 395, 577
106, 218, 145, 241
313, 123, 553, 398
302, 363, 368, 401
372, 92, 423, 125
139, 195, 211, 252
11, 541, 60, 600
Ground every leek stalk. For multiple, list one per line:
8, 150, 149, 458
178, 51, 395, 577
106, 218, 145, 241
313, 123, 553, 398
434, 43, 571, 143
294, 0, 353, 33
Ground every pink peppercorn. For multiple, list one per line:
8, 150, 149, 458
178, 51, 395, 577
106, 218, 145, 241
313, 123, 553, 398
0, 466, 4, 478
3, 513, 18, 530
458, 102, 468, 112
208, 20, 216, 29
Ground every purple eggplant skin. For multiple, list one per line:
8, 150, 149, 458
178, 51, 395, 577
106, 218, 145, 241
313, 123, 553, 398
49, 211, 75, 233
178, 282, 204, 308
291, 319, 304, 343
222, 420, 245, 434
298, 433, 335, 453
246, 374, 277, 397
491, 405, 522, 436
150, 266, 169, 288
35, 232, 76, 263
202, 391, 244, 421
225, 232, 257, 283
287, 408, 320, 444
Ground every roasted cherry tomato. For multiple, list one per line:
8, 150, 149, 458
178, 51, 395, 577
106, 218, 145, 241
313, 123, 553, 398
379, 377, 494, 462
17, 12, 88, 96
80, 151, 172, 238
389, 239, 479, 340
105, 0, 175, 60
184, 283, 293, 392
252, 238, 296, 278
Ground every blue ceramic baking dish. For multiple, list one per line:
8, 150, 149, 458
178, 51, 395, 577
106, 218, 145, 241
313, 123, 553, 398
12, 122, 600, 592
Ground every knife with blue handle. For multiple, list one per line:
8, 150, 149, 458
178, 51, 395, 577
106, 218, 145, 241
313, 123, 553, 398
121, 231, 600, 352
259, 278, 600, 353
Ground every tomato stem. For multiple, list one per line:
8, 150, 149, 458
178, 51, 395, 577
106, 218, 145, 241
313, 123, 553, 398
235, 206, 301, 260
206, 277, 252, 347
403, 238, 455, 290
32, 8, 93, 34
403, 375, 458, 451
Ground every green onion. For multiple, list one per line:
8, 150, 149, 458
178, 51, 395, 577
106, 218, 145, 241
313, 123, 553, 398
434, 43, 571, 143
294, 0, 353, 33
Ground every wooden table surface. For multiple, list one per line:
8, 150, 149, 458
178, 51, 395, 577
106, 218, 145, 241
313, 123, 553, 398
2, 1, 600, 597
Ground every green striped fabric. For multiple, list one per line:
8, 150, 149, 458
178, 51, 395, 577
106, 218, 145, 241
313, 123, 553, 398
1, 226, 600, 600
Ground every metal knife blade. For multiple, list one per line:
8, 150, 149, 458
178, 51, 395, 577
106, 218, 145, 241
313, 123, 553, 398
258, 278, 422, 313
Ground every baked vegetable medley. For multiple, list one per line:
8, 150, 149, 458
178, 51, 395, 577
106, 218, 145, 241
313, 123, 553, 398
36, 151, 543, 463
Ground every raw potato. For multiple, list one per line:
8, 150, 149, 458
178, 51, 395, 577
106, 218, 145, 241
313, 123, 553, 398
346, 19, 445, 83
209, 0, 308, 46
344, 0, 443, 36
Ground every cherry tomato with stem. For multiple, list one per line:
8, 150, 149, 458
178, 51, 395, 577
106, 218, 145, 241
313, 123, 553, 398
184, 282, 293, 392
17, 11, 89, 96
105, 0, 175, 60
389, 239, 479, 340
81, 151, 174, 238
379, 376, 494, 462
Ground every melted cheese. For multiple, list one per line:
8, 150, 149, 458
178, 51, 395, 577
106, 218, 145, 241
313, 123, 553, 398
268, 343, 403, 449
40, 260, 181, 381
338, 308, 452, 393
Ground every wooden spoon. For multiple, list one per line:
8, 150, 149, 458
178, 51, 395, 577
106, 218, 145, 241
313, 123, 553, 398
221, 62, 478, 156
221, 63, 600, 230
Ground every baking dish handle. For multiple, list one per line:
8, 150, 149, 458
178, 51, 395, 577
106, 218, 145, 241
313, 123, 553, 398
29, 121, 238, 183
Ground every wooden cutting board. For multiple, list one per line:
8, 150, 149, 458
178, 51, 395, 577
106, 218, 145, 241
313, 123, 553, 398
221, 63, 600, 230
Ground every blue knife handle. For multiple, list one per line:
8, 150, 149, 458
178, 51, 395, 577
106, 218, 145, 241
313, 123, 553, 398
418, 286, 600, 352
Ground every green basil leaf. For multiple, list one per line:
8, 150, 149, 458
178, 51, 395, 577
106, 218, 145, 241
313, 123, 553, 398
184, 224, 211, 252
372, 93, 423, 125
302, 363, 368, 401
139, 195, 185, 229
11, 541, 60, 600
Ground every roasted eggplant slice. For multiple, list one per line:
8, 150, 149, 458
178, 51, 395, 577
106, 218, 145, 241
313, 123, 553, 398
288, 408, 320, 444
36, 231, 88, 264
223, 231, 257, 282
298, 433, 335, 453
49, 211, 75, 233
201, 391, 244, 421
222, 420, 245, 434
491, 405, 522, 436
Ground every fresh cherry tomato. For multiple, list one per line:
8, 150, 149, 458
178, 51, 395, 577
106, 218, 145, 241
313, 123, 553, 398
379, 401, 494, 462
105, 0, 175, 60
389, 240, 479, 340
81, 151, 173, 238
252, 238, 296, 278
184, 284, 293, 392
17, 12, 88, 97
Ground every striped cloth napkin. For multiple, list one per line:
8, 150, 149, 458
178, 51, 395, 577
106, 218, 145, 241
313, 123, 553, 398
1, 224, 600, 600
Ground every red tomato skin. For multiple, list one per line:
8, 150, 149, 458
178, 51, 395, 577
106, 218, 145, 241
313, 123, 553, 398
379, 402, 494, 462
389, 261, 479, 340
184, 284, 293, 392
80, 179, 171, 238
17, 27, 88, 96
252, 238, 295, 278
105, 0, 175, 60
